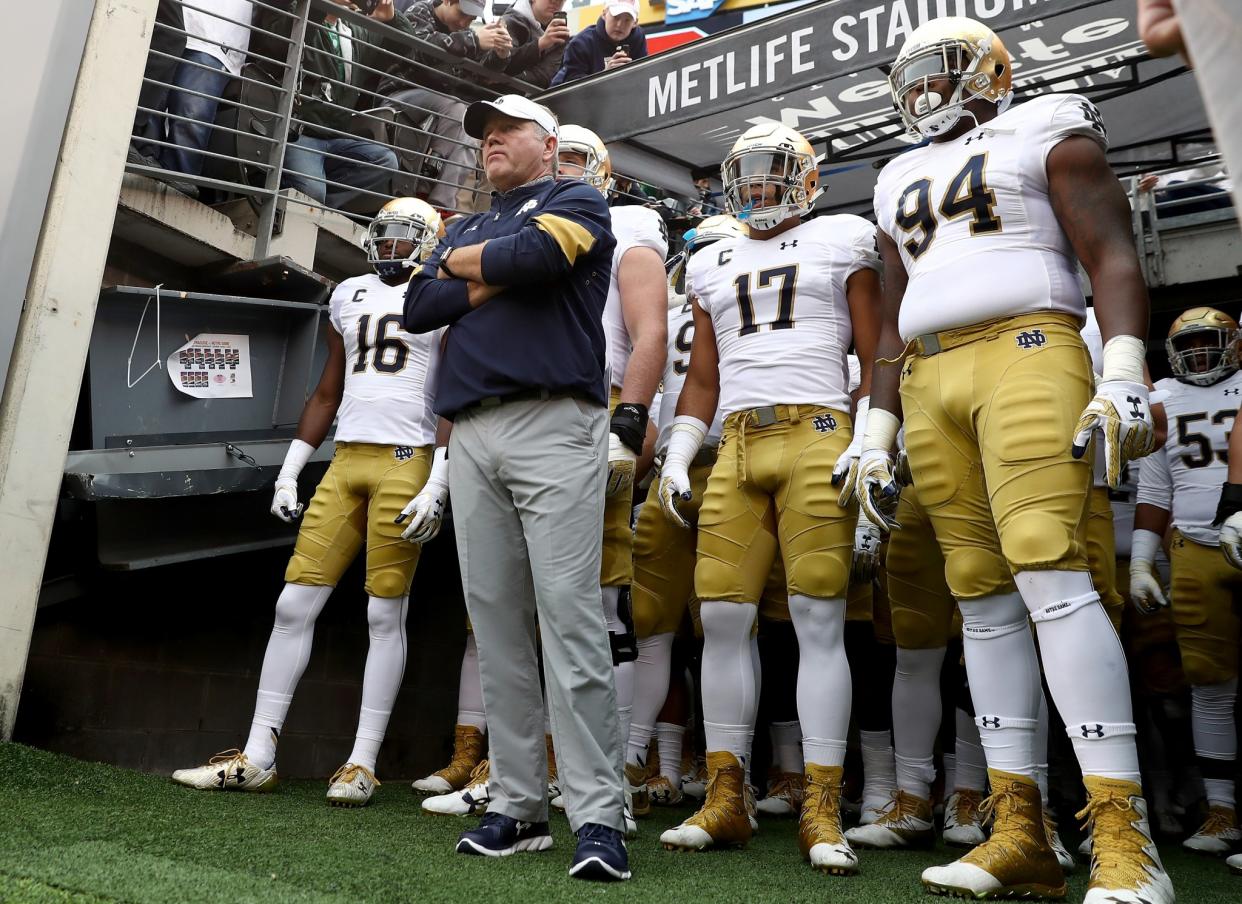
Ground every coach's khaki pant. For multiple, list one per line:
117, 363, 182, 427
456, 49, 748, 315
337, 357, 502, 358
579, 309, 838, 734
449, 396, 624, 832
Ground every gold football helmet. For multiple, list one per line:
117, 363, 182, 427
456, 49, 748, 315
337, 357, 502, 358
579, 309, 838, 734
1166, 306, 1240, 386
666, 215, 749, 293
557, 124, 614, 194
365, 197, 445, 278
721, 123, 821, 230
889, 16, 1013, 139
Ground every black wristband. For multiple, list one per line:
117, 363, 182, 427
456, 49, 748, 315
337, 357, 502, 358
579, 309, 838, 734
439, 247, 458, 279
610, 402, 648, 456
1213, 482, 1242, 527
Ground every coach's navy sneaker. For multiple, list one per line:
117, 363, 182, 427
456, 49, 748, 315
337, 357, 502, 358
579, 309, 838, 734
569, 823, 632, 881
455, 812, 553, 857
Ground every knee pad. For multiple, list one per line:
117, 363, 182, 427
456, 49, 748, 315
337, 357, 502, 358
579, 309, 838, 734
892, 606, 953, 650
1180, 646, 1238, 687
367, 570, 413, 600
787, 553, 850, 602
999, 511, 1080, 572
1028, 591, 1099, 624
944, 547, 1012, 599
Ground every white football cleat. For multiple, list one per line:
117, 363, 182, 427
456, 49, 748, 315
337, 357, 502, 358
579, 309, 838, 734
1183, 806, 1241, 855
327, 763, 379, 807
1044, 812, 1075, 873
171, 750, 276, 793
845, 791, 934, 849
942, 789, 987, 847
1079, 830, 1093, 857
422, 759, 490, 816
623, 803, 638, 839
681, 757, 707, 800
1227, 851, 1242, 875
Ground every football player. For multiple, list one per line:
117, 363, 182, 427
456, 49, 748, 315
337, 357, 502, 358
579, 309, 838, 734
557, 125, 669, 818
1132, 307, 1242, 856
656, 122, 882, 876
411, 632, 486, 795
171, 198, 447, 808
629, 215, 746, 808
857, 17, 1171, 902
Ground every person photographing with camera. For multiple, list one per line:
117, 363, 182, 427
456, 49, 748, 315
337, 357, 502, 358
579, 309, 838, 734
549, 0, 647, 86
483, 0, 571, 89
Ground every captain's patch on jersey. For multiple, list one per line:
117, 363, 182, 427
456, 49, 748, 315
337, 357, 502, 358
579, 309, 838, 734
1015, 329, 1047, 349
394, 445, 415, 461
812, 414, 838, 434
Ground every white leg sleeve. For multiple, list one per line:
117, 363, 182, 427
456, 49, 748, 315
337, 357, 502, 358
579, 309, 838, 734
627, 632, 674, 767
346, 594, 410, 771
788, 594, 850, 768
892, 646, 946, 799
457, 633, 487, 731
603, 586, 635, 751
699, 601, 758, 761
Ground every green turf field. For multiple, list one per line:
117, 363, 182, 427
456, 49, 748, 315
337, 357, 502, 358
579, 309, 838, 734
0, 742, 1236, 903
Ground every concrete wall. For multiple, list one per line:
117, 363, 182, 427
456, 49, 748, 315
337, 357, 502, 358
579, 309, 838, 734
14, 527, 468, 781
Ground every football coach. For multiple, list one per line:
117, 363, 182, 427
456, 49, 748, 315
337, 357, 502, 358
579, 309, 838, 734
402, 95, 629, 881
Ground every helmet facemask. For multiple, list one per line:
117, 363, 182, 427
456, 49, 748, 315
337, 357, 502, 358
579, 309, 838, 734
557, 140, 613, 194
891, 38, 1010, 139
722, 146, 817, 230
365, 214, 437, 279
1167, 326, 1240, 386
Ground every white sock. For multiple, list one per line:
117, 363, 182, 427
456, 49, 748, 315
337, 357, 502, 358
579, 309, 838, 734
861, 729, 899, 806
700, 601, 758, 762
628, 633, 674, 767
656, 722, 685, 786
1192, 678, 1238, 809
244, 583, 333, 769
958, 593, 1041, 779
892, 646, 946, 799
788, 594, 850, 767
1204, 779, 1237, 810
603, 586, 635, 753
1017, 570, 1141, 784
1036, 689, 1051, 804
955, 708, 987, 792
345, 595, 409, 771
770, 720, 803, 774
457, 633, 486, 731
943, 753, 957, 795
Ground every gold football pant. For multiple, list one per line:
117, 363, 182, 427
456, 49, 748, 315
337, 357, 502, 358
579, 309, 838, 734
696, 404, 854, 604
286, 442, 432, 598
900, 313, 1093, 600
1169, 530, 1242, 685
1086, 487, 1124, 632
886, 488, 964, 649
632, 458, 789, 640
601, 388, 633, 588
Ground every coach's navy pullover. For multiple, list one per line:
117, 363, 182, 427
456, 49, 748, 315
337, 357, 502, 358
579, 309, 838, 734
403, 178, 615, 420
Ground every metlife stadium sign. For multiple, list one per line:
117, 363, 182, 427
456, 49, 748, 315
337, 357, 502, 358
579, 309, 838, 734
666, 0, 728, 24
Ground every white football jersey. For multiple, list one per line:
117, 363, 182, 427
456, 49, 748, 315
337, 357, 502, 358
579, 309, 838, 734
603, 205, 669, 389
328, 274, 441, 447
686, 215, 879, 418
659, 295, 723, 454
848, 353, 862, 394
874, 94, 1108, 341
1135, 372, 1242, 546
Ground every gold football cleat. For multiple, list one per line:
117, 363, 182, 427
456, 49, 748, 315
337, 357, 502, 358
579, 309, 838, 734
1079, 777, 1174, 904
921, 770, 1066, 900
799, 764, 859, 875
412, 724, 485, 794
659, 751, 752, 851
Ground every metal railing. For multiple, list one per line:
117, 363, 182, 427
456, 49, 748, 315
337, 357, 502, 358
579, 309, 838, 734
124, 0, 698, 259
1125, 160, 1235, 285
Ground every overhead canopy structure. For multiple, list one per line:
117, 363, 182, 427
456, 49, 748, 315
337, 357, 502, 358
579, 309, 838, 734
542, 0, 1212, 214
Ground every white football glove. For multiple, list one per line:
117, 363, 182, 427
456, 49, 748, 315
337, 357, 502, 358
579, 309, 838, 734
271, 438, 314, 523
607, 433, 637, 498
1070, 337, 1156, 488
271, 478, 302, 523
1128, 528, 1169, 614
396, 446, 449, 544
658, 416, 706, 529
1221, 513, 1242, 571
851, 509, 884, 583
832, 397, 869, 507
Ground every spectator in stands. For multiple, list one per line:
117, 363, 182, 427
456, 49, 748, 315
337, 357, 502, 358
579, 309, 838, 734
383, 0, 513, 211
251, 0, 413, 210
549, 0, 647, 87
484, 0, 571, 90
687, 168, 720, 216
161, 1, 256, 179
129, 0, 198, 197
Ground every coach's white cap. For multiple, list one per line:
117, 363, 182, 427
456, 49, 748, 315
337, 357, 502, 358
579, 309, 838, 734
463, 94, 559, 140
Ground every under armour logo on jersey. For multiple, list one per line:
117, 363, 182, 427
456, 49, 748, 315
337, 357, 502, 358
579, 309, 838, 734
981, 716, 1001, 729
812, 414, 837, 433
516, 199, 539, 217
780, 239, 798, 250
394, 446, 415, 461
1226, 388, 1241, 396
1015, 329, 1047, 349
964, 131, 991, 145
1080, 724, 1105, 738
1127, 396, 1145, 420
